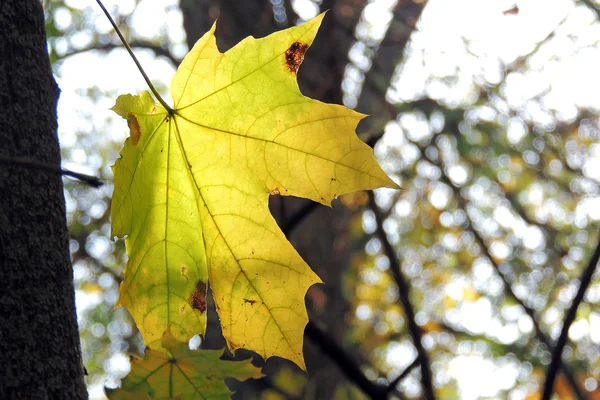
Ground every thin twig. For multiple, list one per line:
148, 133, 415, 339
278, 198, 387, 397
56, 41, 180, 67
384, 357, 419, 396
578, 0, 600, 20
368, 191, 436, 400
0, 156, 103, 187
541, 234, 600, 400
305, 320, 387, 399
95, 0, 173, 113
428, 145, 587, 400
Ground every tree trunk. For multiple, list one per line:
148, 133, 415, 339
0, 1, 87, 398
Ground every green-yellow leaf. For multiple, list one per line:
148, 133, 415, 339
111, 14, 398, 369
105, 330, 263, 399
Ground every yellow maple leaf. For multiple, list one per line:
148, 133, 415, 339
105, 330, 263, 399
111, 14, 397, 369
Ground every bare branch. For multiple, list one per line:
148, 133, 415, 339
384, 357, 419, 396
542, 235, 600, 400
577, 0, 600, 21
428, 145, 587, 400
305, 320, 387, 399
56, 41, 180, 67
368, 191, 436, 400
0, 156, 103, 188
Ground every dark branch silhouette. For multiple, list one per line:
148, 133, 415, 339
384, 357, 419, 396
305, 321, 388, 399
542, 234, 600, 400
56, 41, 180, 67
428, 144, 587, 400
368, 191, 436, 400
0, 156, 103, 188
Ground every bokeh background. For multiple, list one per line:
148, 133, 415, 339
45, 0, 600, 398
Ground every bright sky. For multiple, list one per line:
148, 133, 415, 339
51, 0, 600, 398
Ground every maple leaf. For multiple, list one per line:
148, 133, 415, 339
111, 14, 398, 369
105, 330, 263, 399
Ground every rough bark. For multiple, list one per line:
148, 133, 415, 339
0, 1, 87, 398
179, 0, 213, 51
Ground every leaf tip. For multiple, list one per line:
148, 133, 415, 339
385, 176, 402, 190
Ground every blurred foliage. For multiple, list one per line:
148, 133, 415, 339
47, 0, 600, 399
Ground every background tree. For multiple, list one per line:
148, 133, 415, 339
45, 0, 600, 398
0, 0, 87, 398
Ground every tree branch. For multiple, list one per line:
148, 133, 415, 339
278, 199, 388, 398
56, 41, 180, 67
541, 234, 600, 400
384, 357, 419, 396
428, 145, 587, 400
578, 0, 600, 21
368, 191, 436, 400
0, 156, 103, 187
305, 320, 387, 399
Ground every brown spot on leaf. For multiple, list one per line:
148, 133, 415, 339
285, 41, 309, 73
181, 264, 189, 280
243, 298, 257, 305
126, 113, 141, 146
191, 281, 207, 313
271, 188, 280, 195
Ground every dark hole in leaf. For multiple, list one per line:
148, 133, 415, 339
285, 41, 309, 73
191, 281, 207, 313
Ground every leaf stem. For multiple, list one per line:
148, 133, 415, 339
95, 0, 173, 114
